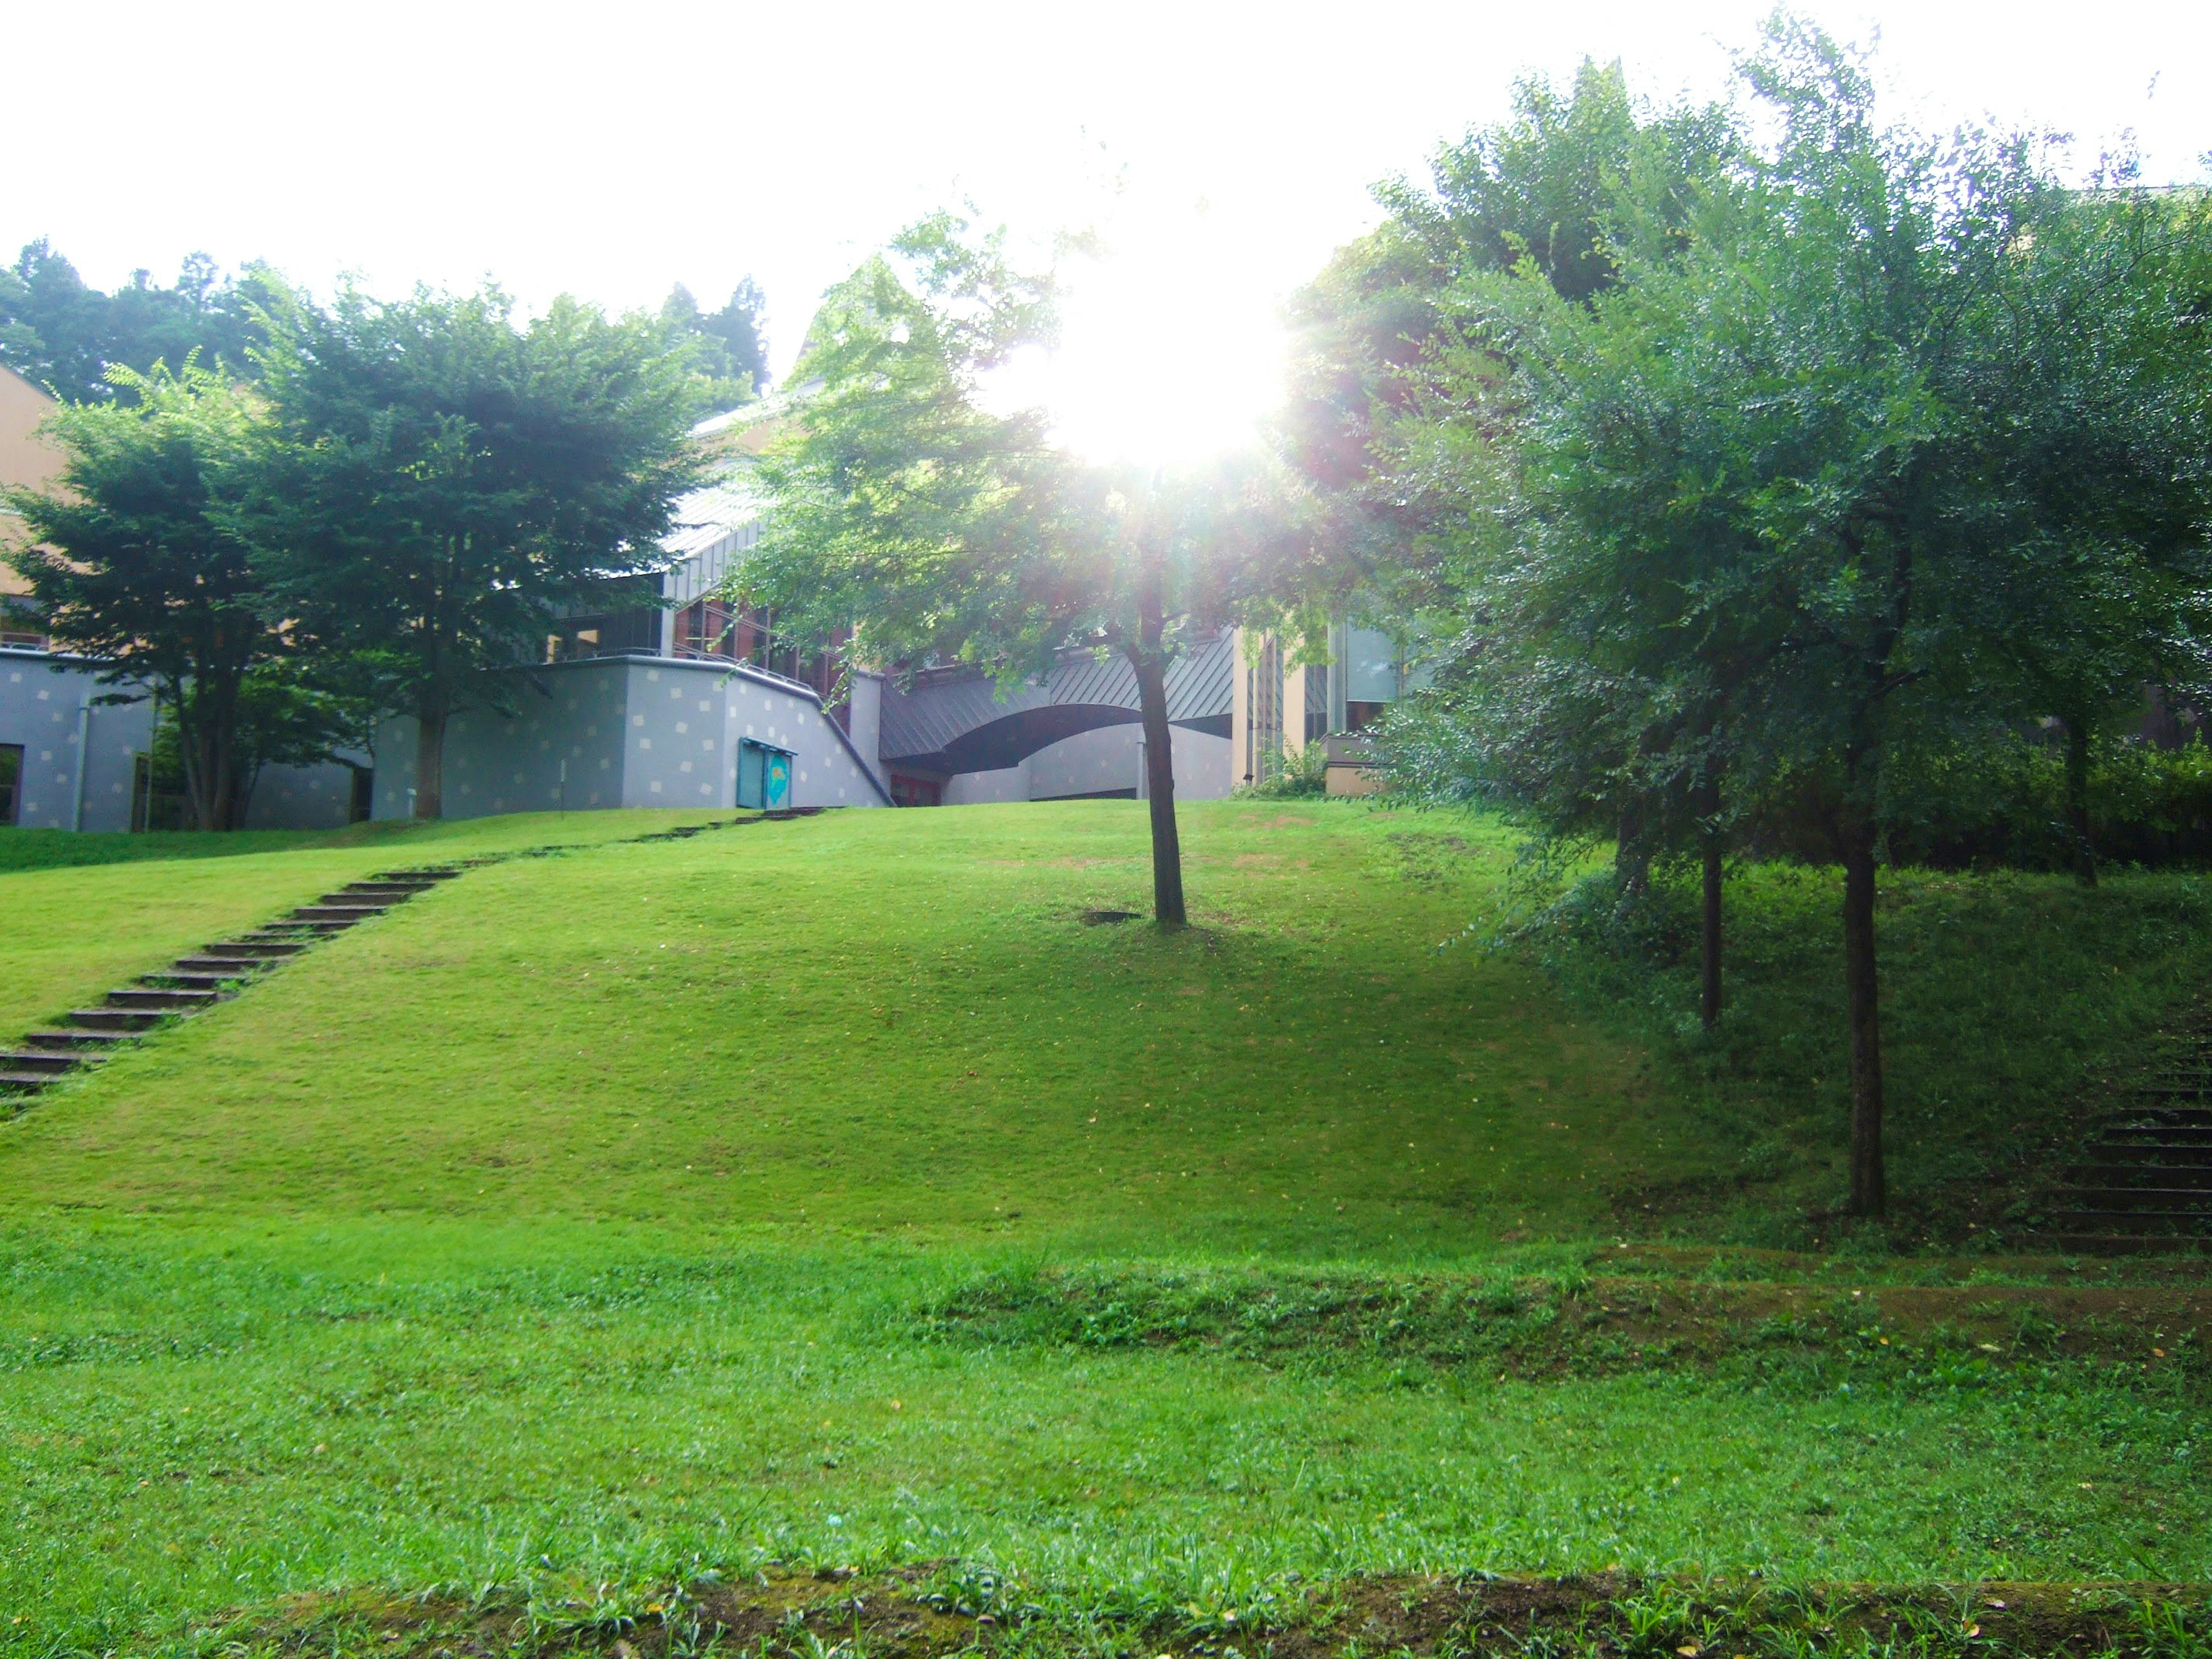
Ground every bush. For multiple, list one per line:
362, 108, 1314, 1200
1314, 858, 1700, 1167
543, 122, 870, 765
1881, 733, 2212, 870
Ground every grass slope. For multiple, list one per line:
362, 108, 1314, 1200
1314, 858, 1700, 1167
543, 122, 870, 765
0, 809, 733, 1042
0, 802, 1688, 1249
0, 801, 2204, 1652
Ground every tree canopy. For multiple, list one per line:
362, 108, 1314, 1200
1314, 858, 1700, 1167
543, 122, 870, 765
661, 279, 771, 411
740, 214, 1317, 923
248, 284, 704, 819
1368, 19, 2212, 1215
2, 359, 281, 829
0, 241, 277, 400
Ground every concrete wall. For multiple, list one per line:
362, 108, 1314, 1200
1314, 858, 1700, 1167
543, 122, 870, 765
244, 757, 365, 830
939, 721, 1234, 805
0, 650, 152, 831
942, 766, 1028, 805
372, 656, 888, 820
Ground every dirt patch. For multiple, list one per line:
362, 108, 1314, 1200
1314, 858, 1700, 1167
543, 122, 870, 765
235, 1569, 2210, 1659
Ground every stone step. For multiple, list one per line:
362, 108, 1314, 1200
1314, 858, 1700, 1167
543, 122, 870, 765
2070, 1141, 2212, 1159
339, 881, 432, 894
65, 1008, 161, 1032
21, 1029, 133, 1052
2050, 1233, 2209, 1256
2096, 1123, 2212, 1142
2075, 1147, 2212, 1171
2070, 1159, 2212, 1185
376, 868, 459, 881
206, 941, 305, 957
104, 987, 217, 1011
313, 893, 395, 908
267, 919, 358, 933
2046, 1209, 2212, 1234
0, 1073, 56, 1094
2059, 1185, 2212, 1209
289, 907, 379, 923
0, 1050, 85, 1075
170, 956, 275, 975
140, 972, 241, 993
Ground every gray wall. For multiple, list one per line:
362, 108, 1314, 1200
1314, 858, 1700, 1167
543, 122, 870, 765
373, 656, 888, 820
0, 649, 153, 832
244, 757, 365, 831
940, 721, 1233, 805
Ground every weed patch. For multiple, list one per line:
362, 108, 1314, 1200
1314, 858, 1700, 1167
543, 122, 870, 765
224, 1569, 2212, 1659
919, 1263, 2212, 1386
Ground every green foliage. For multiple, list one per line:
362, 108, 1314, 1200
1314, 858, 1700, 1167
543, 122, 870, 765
0, 240, 278, 400
741, 214, 1081, 678
661, 278, 770, 411
1281, 60, 1733, 619
1236, 738, 1330, 798
1879, 732, 2212, 869
1372, 18, 2212, 1210
744, 213, 1323, 922
1506, 858, 2212, 1236
2, 358, 281, 829
249, 283, 703, 816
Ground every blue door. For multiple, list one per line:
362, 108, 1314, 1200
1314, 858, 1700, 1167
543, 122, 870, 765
738, 740, 796, 810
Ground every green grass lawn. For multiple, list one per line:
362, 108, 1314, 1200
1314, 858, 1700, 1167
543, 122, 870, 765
0, 801, 2205, 1653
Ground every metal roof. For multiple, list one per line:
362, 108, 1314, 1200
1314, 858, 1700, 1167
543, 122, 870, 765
657, 476, 766, 605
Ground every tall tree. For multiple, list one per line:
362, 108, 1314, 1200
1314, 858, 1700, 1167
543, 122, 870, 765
1406, 20, 2212, 1215
250, 284, 702, 818
0, 241, 274, 400
661, 279, 770, 411
1299, 60, 1744, 1007
739, 215, 1311, 925
2, 359, 279, 829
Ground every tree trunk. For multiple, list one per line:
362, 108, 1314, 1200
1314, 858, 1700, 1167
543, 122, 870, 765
174, 675, 244, 832
1699, 779, 1724, 1031
2066, 716, 2097, 888
1129, 572, 1185, 928
1616, 794, 1650, 899
1840, 817, 1885, 1217
414, 687, 452, 820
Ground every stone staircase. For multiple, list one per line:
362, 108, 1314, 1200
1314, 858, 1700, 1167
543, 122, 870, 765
2049, 1050, 2212, 1254
0, 869, 460, 1101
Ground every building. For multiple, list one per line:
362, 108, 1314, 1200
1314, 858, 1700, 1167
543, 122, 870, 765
7, 381, 1427, 832
1, 363, 362, 832
0, 365, 158, 832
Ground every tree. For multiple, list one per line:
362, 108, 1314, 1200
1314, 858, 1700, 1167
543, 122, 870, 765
250, 284, 703, 819
739, 215, 1310, 925
1410, 20, 2212, 1215
1292, 62, 1744, 1015
0, 241, 275, 400
661, 279, 770, 410
3, 359, 283, 830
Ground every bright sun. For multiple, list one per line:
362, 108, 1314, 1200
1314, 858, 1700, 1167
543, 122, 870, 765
990, 200, 1289, 472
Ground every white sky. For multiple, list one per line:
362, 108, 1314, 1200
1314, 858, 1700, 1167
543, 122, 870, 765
11, 1, 2209, 464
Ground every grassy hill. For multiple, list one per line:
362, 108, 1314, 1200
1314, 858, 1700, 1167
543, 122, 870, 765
0, 801, 2205, 1653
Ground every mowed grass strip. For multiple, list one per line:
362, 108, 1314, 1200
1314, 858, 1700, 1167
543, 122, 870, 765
0, 1232, 2204, 1650
0, 802, 1689, 1250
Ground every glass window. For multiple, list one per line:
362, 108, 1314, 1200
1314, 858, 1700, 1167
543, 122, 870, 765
0, 744, 21, 826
